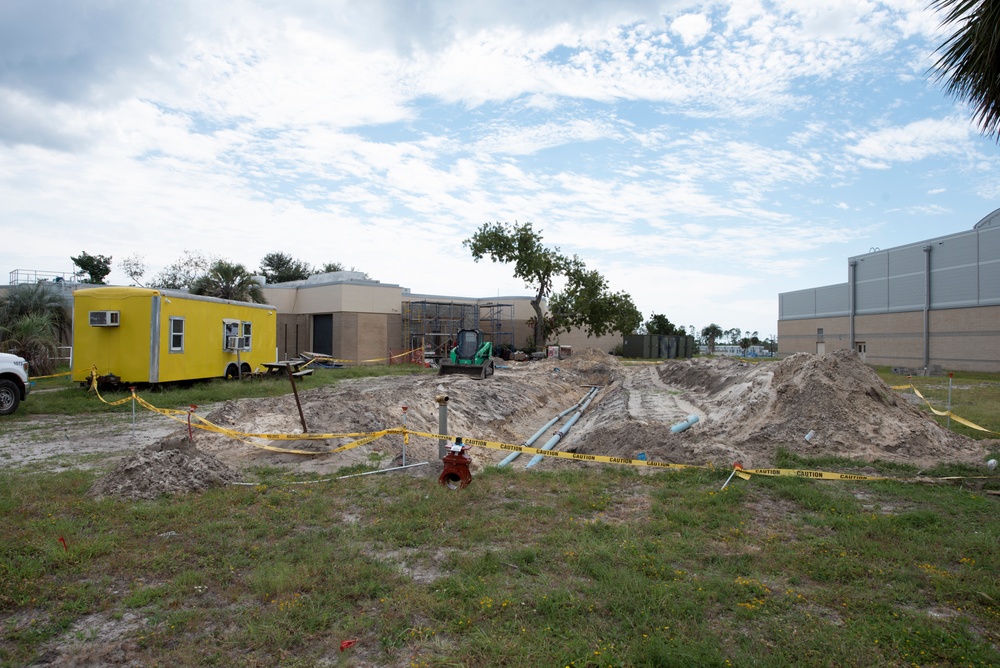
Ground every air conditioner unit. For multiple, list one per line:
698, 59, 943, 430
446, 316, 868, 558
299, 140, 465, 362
89, 310, 120, 327
226, 336, 240, 350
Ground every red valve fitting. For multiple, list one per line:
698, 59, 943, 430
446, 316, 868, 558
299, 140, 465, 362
438, 437, 472, 490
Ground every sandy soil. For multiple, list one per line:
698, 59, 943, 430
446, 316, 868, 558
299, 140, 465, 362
1, 349, 993, 499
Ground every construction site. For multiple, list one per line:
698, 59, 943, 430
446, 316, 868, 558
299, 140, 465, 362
61, 348, 995, 500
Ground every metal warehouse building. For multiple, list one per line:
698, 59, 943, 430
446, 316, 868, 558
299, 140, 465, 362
777, 208, 1000, 373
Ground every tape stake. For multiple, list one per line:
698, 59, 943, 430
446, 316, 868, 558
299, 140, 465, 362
58, 537, 68, 552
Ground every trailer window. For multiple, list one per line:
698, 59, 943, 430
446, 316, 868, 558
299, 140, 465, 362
169, 317, 185, 353
242, 322, 252, 351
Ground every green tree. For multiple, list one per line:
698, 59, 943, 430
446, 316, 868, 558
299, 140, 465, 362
931, 0, 1000, 138
645, 313, 680, 336
701, 323, 723, 354
71, 252, 113, 284
149, 250, 213, 290
0, 283, 71, 344
190, 261, 266, 303
548, 259, 642, 339
259, 252, 312, 283
0, 312, 59, 375
739, 337, 752, 356
465, 221, 570, 347
319, 262, 345, 273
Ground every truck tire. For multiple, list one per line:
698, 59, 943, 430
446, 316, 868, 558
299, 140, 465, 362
0, 379, 20, 415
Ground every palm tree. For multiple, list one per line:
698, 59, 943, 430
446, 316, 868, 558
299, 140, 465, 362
1, 312, 59, 375
0, 283, 72, 344
701, 323, 723, 354
189, 260, 266, 303
931, 0, 1000, 138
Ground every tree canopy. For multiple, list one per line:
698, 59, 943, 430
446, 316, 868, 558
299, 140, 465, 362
71, 252, 112, 284
931, 0, 1000, 139
700, 323, 723, 354
644, 313, 680, 336
118, 254, 147, 287
259, 252, 312, 283
464, 221, 640, 346
189, 260, 266, 303
150, 250, 214, 290
548, 259, 642, 340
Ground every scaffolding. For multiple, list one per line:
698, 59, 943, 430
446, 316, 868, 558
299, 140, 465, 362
477, 302, 515, 353
403, 300, 516, 360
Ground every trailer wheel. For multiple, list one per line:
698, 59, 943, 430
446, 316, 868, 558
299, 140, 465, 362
240, 363, 252, 376
225, 364, 239, 380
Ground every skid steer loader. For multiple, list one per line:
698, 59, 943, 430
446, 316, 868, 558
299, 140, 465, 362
437, 329, 495, 379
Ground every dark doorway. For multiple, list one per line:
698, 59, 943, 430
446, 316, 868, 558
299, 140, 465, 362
312, 314, 333, 355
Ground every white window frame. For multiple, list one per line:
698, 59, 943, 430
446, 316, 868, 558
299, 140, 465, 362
169, 317, 185, 353
241, 321, 252, 351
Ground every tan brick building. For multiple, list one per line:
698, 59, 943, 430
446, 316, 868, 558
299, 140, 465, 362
778, 209, 1000, 372
262, 272, 622, 362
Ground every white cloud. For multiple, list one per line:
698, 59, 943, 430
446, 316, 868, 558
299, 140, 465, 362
670, 13, 712, 46
848, 117, 973, 164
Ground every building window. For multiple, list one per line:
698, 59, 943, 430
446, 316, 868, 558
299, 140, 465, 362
856, 342, 866, 355
817, 328, 824, 341
169, 317, 185, 353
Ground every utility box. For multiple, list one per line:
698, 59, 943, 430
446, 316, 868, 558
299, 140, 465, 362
623, 334, 695, 360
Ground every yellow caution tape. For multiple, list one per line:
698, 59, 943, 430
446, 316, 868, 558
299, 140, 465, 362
88, 370, 136, 407
896, 383, 998, 434
29, 371, 72, 380
738, 467, 885, 481
301, 347, 424, 367
402, 429, 705, 470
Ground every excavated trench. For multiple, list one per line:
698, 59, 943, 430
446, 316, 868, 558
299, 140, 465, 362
85, 349, 993, 499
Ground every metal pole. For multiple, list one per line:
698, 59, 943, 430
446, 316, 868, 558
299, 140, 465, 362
285, 364, 308, 433
130, 387, 136, 439
336, 461, 429, 479
436, 394, 449, 459
947, 372, 953, 429
401, 406, 408, 466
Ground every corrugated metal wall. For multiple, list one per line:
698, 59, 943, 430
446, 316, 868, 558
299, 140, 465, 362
780, 225, 1000, 320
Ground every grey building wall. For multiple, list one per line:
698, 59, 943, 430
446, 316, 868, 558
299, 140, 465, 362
778, 211, 1000, 372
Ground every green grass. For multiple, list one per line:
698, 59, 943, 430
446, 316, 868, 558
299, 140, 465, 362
14, 364, 433, 417
0, 462, 997, 667
874, 367, 1000, 440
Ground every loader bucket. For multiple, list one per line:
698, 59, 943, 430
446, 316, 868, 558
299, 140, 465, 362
437, 360, 494, 379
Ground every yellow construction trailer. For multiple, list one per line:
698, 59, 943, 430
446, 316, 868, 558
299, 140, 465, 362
72, 287, 277, 384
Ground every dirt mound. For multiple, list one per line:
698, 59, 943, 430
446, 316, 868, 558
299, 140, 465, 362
165, 355, 621, 475
79, 348, 988, 485
88, 438, 239, 500
655, 350, 985, 467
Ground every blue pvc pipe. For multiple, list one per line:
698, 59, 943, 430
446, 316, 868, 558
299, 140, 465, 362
497, 387, 598, 467
670, 414, 700, 433
524, 387, 599, 469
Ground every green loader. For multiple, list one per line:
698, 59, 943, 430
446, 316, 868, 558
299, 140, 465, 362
437, 329, 495, 379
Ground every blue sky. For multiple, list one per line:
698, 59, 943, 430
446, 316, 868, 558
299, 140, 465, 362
1, 0, 997, 339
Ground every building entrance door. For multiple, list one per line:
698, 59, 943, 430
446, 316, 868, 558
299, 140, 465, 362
312, 314, 333, 356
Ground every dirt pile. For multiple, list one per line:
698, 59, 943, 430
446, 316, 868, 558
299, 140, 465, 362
88, 438, 239, 500
562, 350, 987, 469
168, 352, 622, 475
658, 350, 986, 467
80, 348, 988, 490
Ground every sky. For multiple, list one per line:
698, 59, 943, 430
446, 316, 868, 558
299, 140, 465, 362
1, 0, 997, 340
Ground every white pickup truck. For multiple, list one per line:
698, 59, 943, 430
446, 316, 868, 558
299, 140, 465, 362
0, 352, 30, 415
